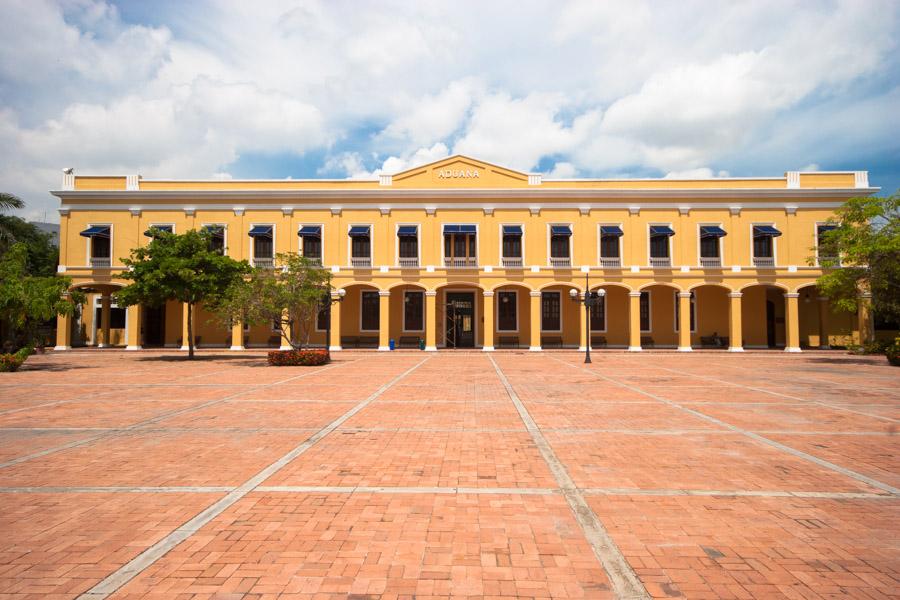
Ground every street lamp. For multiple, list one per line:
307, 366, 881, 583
324, 288, 346, 352
569, 273, 605, 364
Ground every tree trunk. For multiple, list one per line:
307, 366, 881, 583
187, 302, 195, 359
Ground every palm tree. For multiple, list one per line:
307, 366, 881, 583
0, 192, 25, 246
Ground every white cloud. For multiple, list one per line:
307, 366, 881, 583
664, 168, 730, 179
548, 162, 577, 178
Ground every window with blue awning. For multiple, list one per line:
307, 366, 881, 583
348, 225, 371, 237
443, 224, 477, 234
753, 225, 782, 237
600, 225, 623, 237
650, 225, 675, 236
700, 225, 727, 238
80, 225, 110, 238
297, 225, 321, 237
397, 225, 418, 237
248, 225, 273, 237
550, 225, 572, 236
502, 225, 522, 236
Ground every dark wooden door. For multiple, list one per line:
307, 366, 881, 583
766, 300, 776, 348
143, 305, 166, 346
445, 292, 475, 348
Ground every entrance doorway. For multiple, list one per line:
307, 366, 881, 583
766, 300, 776, 348
143, 304, 166, 347
445, 292, 475, 348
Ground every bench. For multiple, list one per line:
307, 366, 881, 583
340, 336, 359, 348
267, 335, 281, 347
640, 336, 655, 348
358, 336, 379, 348
497, 336, 520, 349
590, 335, 608, 349
700, 335, 729, 348
398, 336, 420, 349
541, 336, 563, 349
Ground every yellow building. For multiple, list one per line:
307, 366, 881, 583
52, 155, 877, 353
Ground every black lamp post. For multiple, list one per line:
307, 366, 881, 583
324, 288, 346, 352
569, 272, 605, 364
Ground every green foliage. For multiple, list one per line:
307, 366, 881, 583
813, 192, 900, 322
0, 244, 81, 347
209, 253, 332, 350
116, 229, 250, 358
0, 192, 26, 248
267, 348, 330, 366
0, 215, 59, 276
0, 345, 33, 372
885, 337, 900, 367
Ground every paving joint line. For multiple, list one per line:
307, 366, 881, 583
77, 355, 430, 600
488, 354, 649, 600
549, 356, 900, 497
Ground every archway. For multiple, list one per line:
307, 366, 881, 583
795, 284, 856, 348
69, 282, 125, 348
336, 283, 382, 349
491, 283, 532, 349
537, 283, 582, 349
688, 284, 732, 349
636, 283, 682, 348
740, 284, 789, 348
434, 282, 484, 348
387, 283, 428, 349
589, 283, 631, 348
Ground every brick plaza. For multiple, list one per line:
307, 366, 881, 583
0, 350, 897, 599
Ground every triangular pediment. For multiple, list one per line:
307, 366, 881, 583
391, 155, 530, 188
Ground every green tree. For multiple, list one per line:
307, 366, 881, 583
0, 215, 58, 276
813, 192, 900, 322
116, 229, 250, 359
0, 243, 83, 348
209, 253, 332, 349
0, 192, 25, 247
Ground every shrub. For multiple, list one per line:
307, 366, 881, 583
885, 337, 900, 367
0, 346, 33, 372
267, 348, 330, 367
847, 339, 891, 355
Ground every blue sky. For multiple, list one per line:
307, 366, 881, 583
1, 0, 898, 222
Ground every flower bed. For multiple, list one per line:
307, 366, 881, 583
0, 346, 33, 372
267, 348, 330, 366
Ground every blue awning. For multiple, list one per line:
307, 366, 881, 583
202, 225, 224, 235
502, 225, 523, 236
248, 225, 273, 237
700, 225, 727, 238
80, 225, 110, 238
818, 224, 838, 233
753, 225, 782, 237
600, 225, 623, 237
550, 225, 572, 236
297, 225, 321, 237
650, 225, 675, 236
397, 225, 418, 237
443, 224, 476, 234
348, 225, 370, 237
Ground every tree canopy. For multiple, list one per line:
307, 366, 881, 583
814, 192, 900, 323
116, 229, 250, 358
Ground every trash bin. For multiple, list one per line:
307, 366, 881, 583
419, 338, 425, 350
389, 338, 395, 351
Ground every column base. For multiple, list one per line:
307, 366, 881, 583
424, 346, 438, 352
125, 345, 142, 351
179, 345, 190, 351
229, 345, 245, 351
97, 343, 110, 348
377, 346, 390, 351
328, 345, 342, 351
577, 346, 586, 352
279, 344, 292, 350
53, 345, 70, 351
529, 346, 542, 352
482, 346, 495, 352
627, 346, 642, 352
727, 347, 744, 352
677, 346, 693, 352
818, 345, 831, 350
784, 346, 802, 353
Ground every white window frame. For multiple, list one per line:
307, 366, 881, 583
440, 223, 479, 265
145, 223, 175, 238
298, 223, 325, 261
647, 223, 673, 265
249, 223, 276, 264
674, 290, 697, 333
750, 222, 778, 265
546, 223, 573, 267
499, 223, 525, 264
696, 223, 724, 267
540, 290, 563, 333
640, 290, 652, 333
84, 223, 113, 267
588, 291, 607, 333
348, 223, 374, 267
597, 223, 624, 264
814, 221, 840, 267
395, 223, 421, 267
402, 290, 425, 332
201, 223, 228, 256
359, 289, 380, 332
495, 290, 519, 333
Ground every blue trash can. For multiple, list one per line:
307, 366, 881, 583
389, 338, 395, 351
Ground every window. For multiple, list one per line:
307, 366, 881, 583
674, 291, 696, 332
403, 291, 424, 331
203, 225, 226, 255
541, 291, 561, 331
649, 225, 673, 259
443, 225, 477, 266
249, 225, 274, 264
398, 226, 418, 265
640, 291, 651, 331
81, 225, 111, 265
145, 224, 173, 237
599, 226, 622, 259
95, 303, 126, 329
497, 291, 517, 331
361, 291, 379, 331
589, 292, 605, 331
817, 224, 839, 264
549, 225, 571, 263
317, 305, 330, 331
298, 226, 322, 260
349, 225, 371, 266
752, 225, 781, 266
502, 225, 523, 258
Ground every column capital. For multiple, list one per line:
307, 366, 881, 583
483, 291, 494, 297
728, 292, 743, 298
858, 292, 873, 299
425, 290, 437, 297
529, 291, 542, 297
378, 290, 391, 297
784, 292, 800, 299
628, 291, 642, 297
677, 291, 692, 298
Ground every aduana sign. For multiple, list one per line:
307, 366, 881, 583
437, 168, 480, 179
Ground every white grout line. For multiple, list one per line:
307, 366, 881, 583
0, 358, 362, 469
549, 356, 900, 497
488, 355, 649, 600
77, 355, 430, 600
580, 488, 894, 499
0, 486, 234, 493
255, 485, 558, 495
